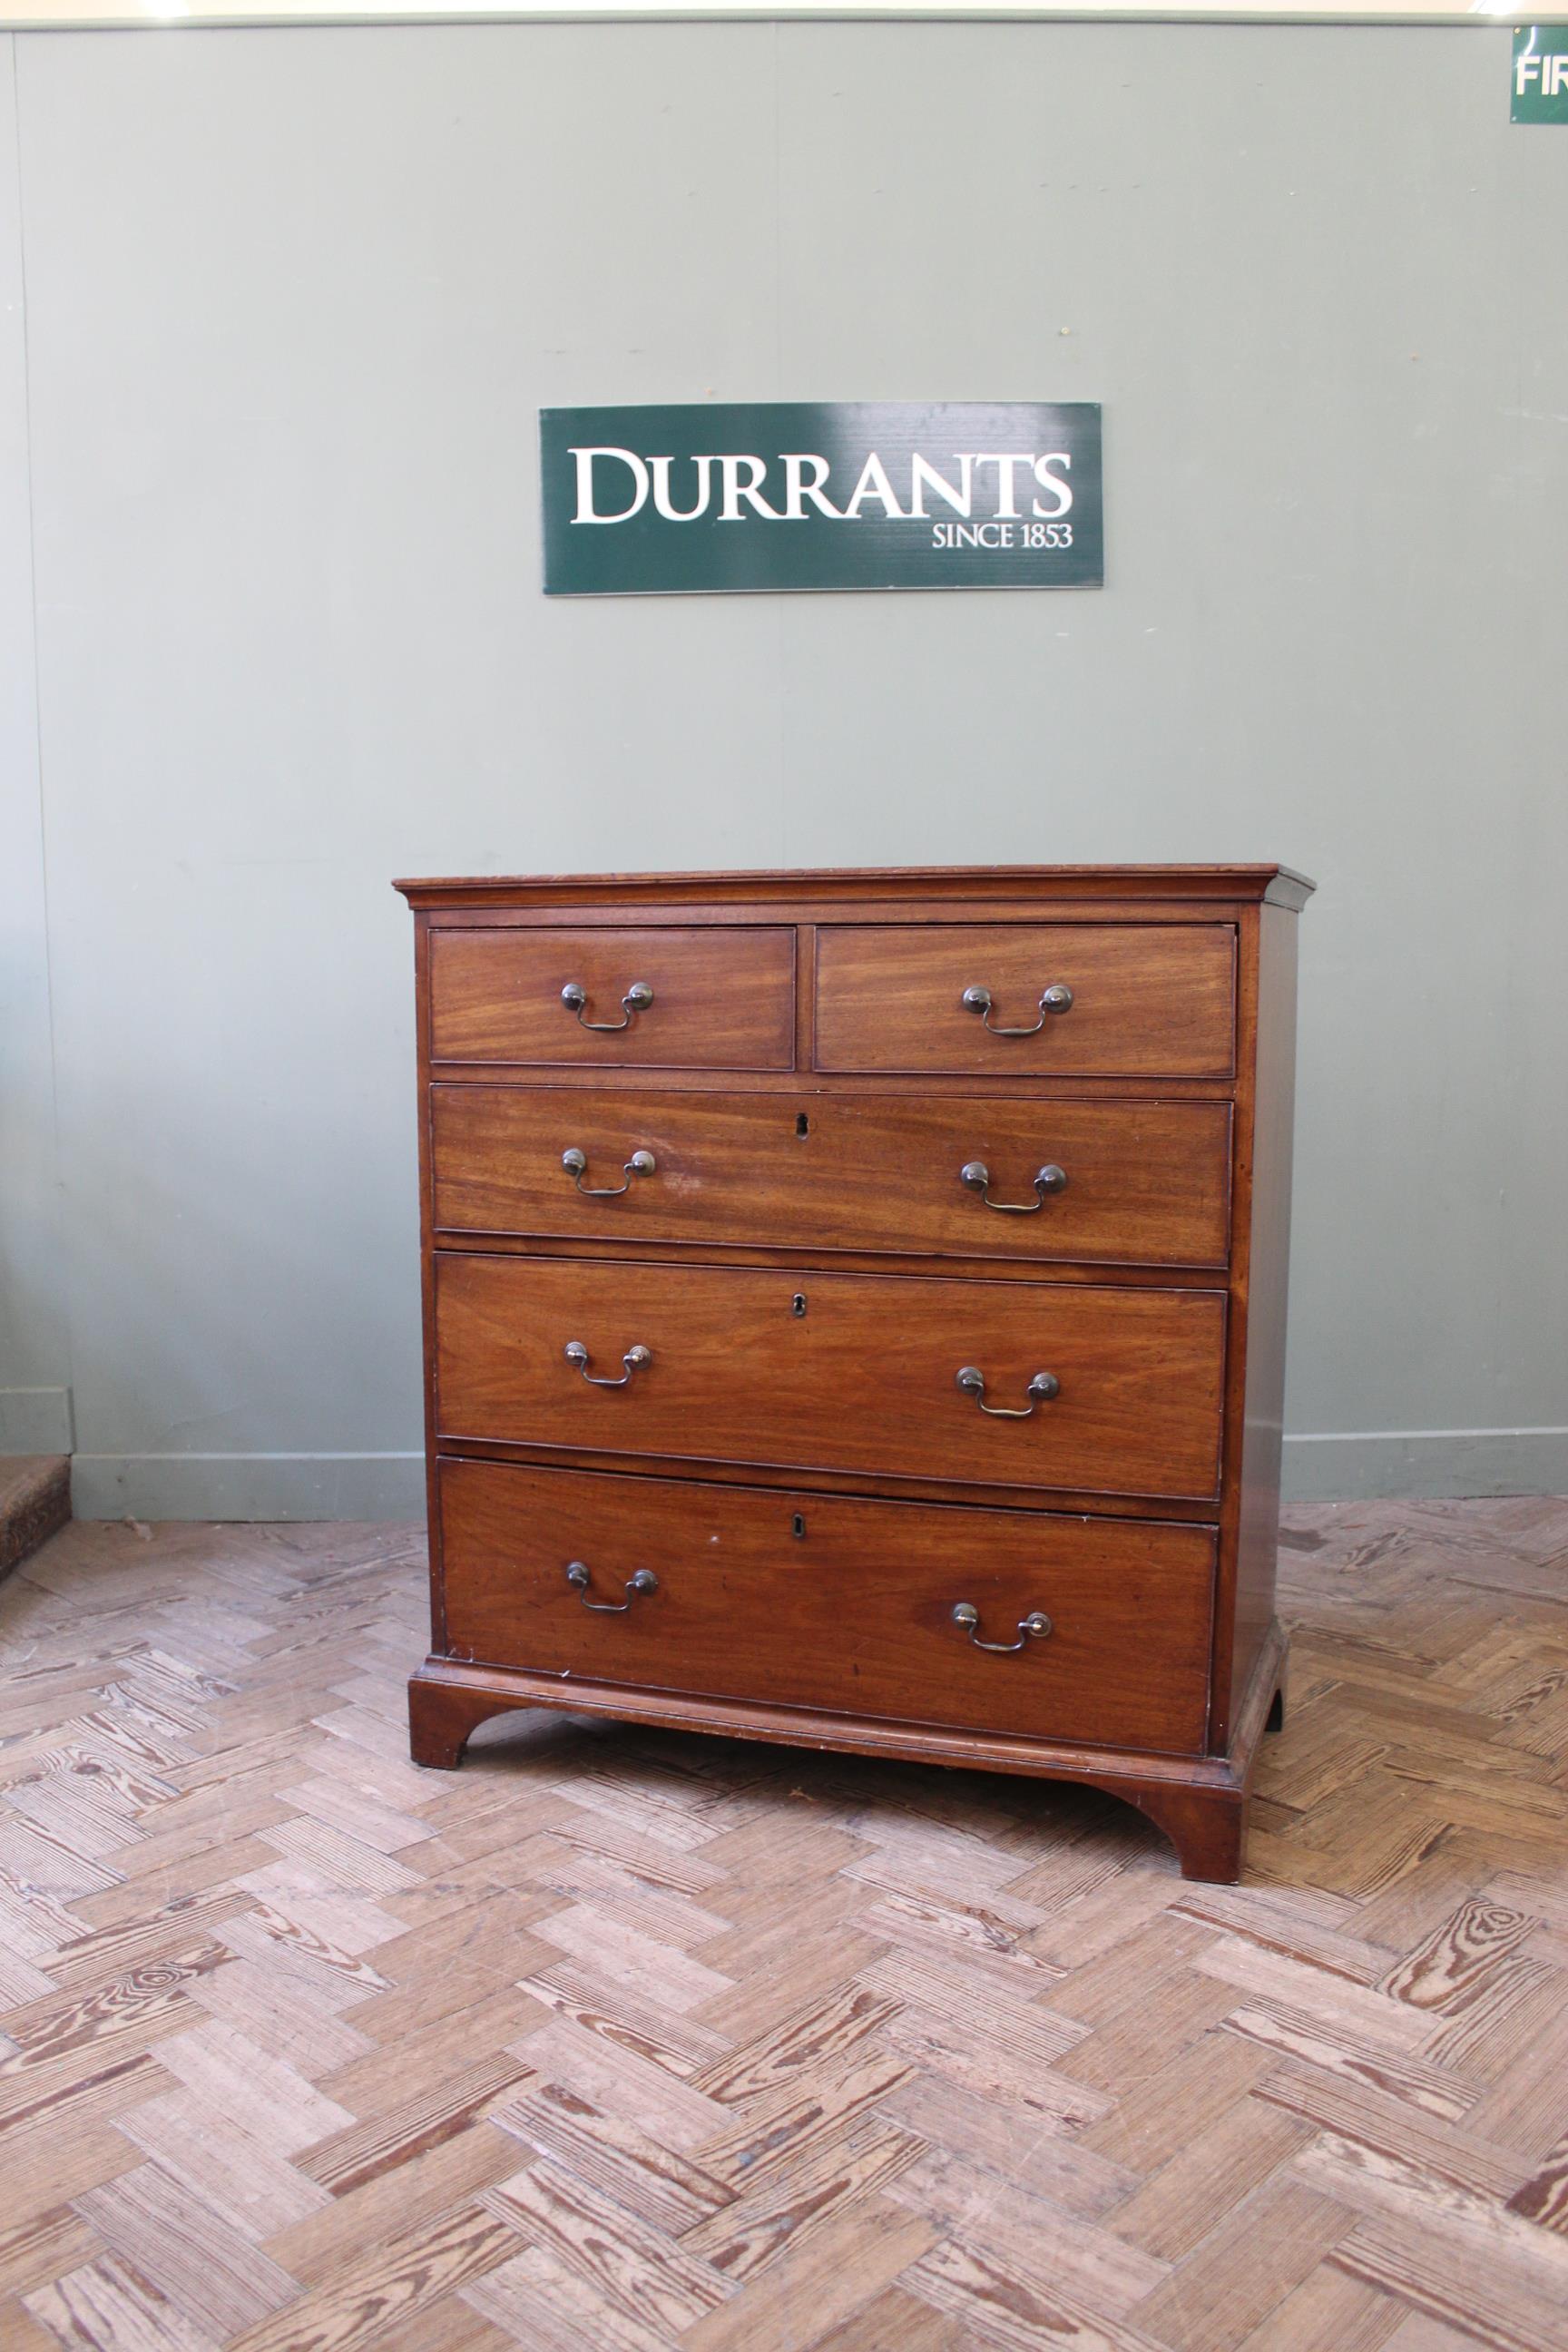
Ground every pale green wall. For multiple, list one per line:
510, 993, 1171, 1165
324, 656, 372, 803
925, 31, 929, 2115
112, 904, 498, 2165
0, 37, 70, 1460
3, 21, 1564, 1515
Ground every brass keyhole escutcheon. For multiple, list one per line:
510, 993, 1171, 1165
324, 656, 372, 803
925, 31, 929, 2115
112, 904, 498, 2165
791, 1513, 807, 1540
796, 1112, 809, 1137
791, 1293, 807, 1318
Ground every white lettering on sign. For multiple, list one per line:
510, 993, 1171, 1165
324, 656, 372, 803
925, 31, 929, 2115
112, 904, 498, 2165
719, 456, 784, 522
570, 446, 649, 524
780, 454, 844, 519
1515, 50, 1568, 94
567, 445, 1077, 526
841, 454, 907, 520
972, 455, 1033, 519
1033, 454, 1074, 518
932, 521, 1074, 551
907, 455, 974, 517
650, 454, 713, 521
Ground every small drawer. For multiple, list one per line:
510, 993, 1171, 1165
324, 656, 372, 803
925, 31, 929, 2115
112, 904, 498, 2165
431, 1085, 1232, 1269
437, 1458, 1216, 1755
429, 926, 795, 1069
814, 924, 1235, 1077
435, 1256, 1226, 1503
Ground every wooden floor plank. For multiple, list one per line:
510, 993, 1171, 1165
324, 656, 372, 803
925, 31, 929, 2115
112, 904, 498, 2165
681, 2119, 925, 2286
464, 2240, 684, 2352
1132, 2176, 1354, 2352
227, 2202, 517, 2352
904, 2234, 1171, 2352
492, 2076, 734, 2236
24, 2249, 224, 2352
116, 2088, 335, 2242
74, 2162, 299, 2338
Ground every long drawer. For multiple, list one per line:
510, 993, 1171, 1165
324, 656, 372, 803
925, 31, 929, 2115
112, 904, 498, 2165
814, 924, 1236, 1076
431, 1086, 1233, 1268
429, 926, 796, 1069
438, 1457, 1216, 1754
435, 1256, 1226, 1501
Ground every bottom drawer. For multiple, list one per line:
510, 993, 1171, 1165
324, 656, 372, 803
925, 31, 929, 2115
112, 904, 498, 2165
437, 1458, 1216, 1756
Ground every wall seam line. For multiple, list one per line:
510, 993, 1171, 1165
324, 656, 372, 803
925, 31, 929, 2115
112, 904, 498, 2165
8, 32, 73, 1453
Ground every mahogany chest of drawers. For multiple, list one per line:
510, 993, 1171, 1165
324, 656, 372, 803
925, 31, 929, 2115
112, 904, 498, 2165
396, 864, 1313, 1882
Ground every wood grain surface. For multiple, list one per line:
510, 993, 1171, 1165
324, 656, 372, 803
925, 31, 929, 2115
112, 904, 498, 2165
396, 863, 1316, 911
409, 871, 1300, 1898
436, 1459, 1217, 1753
430, 1087, 1234, 1269
813, 925, 1237, 1077
433, 1255, 1228, 1502
2, 1497, 1564, 2352
428, 928, 797, 1071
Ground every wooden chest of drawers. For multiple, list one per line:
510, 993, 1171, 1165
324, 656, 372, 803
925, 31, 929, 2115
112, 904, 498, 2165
396, 864, 1313, 1882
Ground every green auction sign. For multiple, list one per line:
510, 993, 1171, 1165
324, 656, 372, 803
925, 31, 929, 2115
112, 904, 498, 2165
1513, 26, 1568, 122
540, 402, 1102, 596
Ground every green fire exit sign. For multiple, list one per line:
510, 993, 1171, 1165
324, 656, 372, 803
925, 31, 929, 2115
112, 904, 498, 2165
1513, 27, 1568, 122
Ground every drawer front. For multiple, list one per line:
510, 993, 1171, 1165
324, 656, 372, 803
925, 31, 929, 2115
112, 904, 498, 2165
429, 926, 796, 1069
435, 1257, 1226, 1501
438, 1458, 1215, 1754
814, 924, 1235, 1076
432, 1086, 1232, 1269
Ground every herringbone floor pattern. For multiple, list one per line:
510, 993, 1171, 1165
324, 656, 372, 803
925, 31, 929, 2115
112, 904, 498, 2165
1, 1500, 1565, 2352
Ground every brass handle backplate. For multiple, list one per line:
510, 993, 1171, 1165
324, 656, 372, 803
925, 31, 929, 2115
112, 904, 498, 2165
956, 1366, 1061, 1417
961, 982, 1073, 1036
564, 1340, 652, 1387
562, 1146, 657, 1199
951, 1602, 1054, 1652
567, 1561, 659, 1612
561, 980, 654, 1033
959, 1161, 1069, 1214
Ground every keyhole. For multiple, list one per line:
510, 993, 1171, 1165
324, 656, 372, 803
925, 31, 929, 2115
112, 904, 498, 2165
791, 1513, 807, 1539
796, 1112, 809, 1137
791, 1293, 807, 1318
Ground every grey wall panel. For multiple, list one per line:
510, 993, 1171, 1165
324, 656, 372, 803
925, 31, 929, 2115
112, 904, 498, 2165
6, 22, 1565, 1513
0, 35, 72, 1457
15, 24, 789, 1514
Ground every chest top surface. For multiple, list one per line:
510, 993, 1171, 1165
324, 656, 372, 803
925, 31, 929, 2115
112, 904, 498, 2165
394, 863, 1316, 912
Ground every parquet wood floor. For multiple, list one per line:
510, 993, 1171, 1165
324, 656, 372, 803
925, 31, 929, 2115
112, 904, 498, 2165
1, 1499, 1565, 2352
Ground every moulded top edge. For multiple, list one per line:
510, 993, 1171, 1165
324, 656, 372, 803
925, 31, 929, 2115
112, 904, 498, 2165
393, 862, 1317, 910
